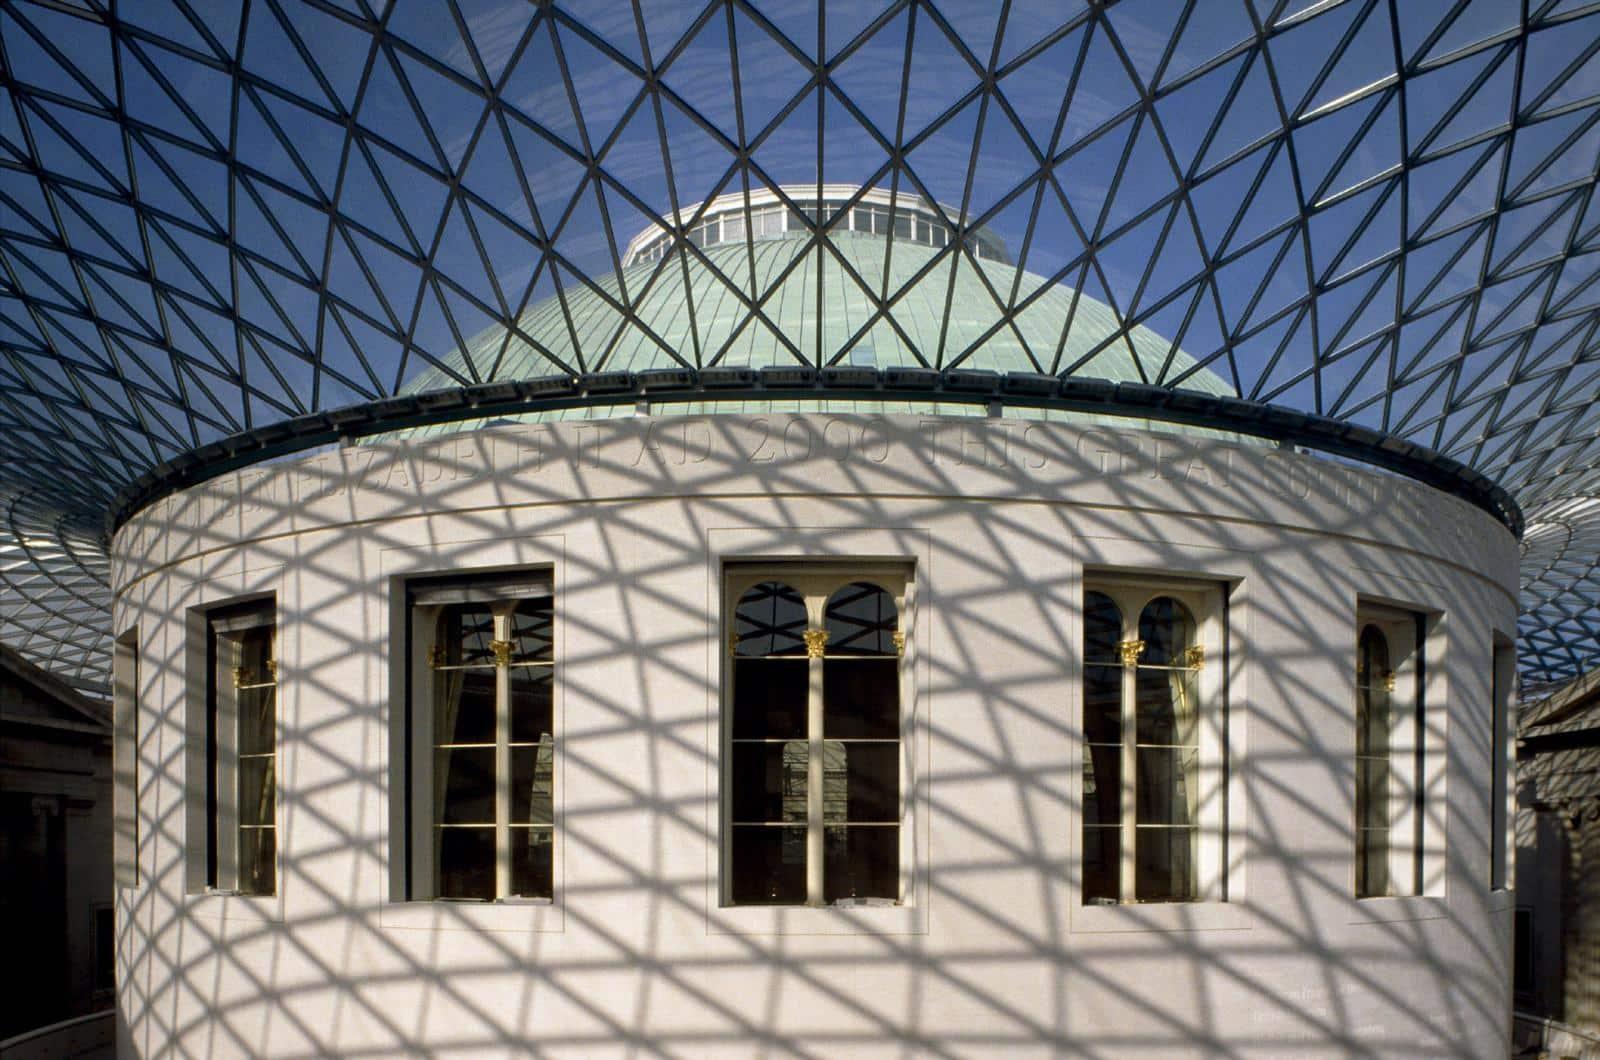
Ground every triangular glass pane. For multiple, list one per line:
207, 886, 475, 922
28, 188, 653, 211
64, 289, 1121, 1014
1103, 0, 1183, 91
234, 90, 318, 199
1507, 110, 1600, 200
27, 100, 127, 195
1157, 52, 1247, 177
1300, 3, 1394, 118
387, 0, 479, 81
334, 143, 414, 251
500, 114, 589, 235
1420, 0, 1521, 66
1321, 96, 1403, 203
393, 49, 490, 172
728, 5, 813, 145
1408, 47, 1513, 156
1196, 57, 1281, 174
553, 18, 646, 154
1160, 0, 1254, 87
0, 7, 110, 107
1522, 15, 1600, 115
1402, 222, 1489, 314
900, 11, 982, 141
659, 11, 741, 145
290, 0, 375, 111
119, 0, 216, 57
1101, 117, 1176, 236
241, 0, 332, 111
257, 89, 347, 200
1490, 195, 1577, 277
354, 49, 444, 168
997, 23, 1086, 158
1059, 20, 1140, 149
454, 0, 539, 86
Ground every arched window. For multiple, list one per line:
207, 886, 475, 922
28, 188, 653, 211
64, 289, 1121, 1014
725, 571, 907, 907
1083, 581, 1221, 904
1353, 603, 1431, 899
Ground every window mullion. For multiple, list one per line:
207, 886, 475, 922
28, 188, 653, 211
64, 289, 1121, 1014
494, 611, 512, 901
806, 609, 826, 907
1120, 631, 1138, 903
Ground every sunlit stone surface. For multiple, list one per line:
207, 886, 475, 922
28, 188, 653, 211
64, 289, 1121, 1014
112, 414, 1517, 1058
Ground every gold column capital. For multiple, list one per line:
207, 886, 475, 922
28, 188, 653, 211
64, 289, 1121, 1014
1118, 639, 1145, 667
803, 629, 829, 658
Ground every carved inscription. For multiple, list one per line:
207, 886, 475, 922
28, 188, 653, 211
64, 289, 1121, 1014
138, 416, 1513, 579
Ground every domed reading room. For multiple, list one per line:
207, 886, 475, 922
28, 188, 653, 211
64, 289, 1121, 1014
2, 2, 1598, 1057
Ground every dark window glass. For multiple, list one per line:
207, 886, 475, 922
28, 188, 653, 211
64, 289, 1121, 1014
822, 660, 898, 738
438, 669, 497, 745
238, 684, 275, 756
436, 748, 495, 824
511, 829, 554, 899
731, 742, 807, 823
95, 908, 114, 990
1083, 749, 1119, 827
1135, 827, 1196, 901
510, 597, 553, 661
824, 826, 897, 902
824, 582, 898, 655
238, 829, 275, 897
1083, 826, 1120, 903
437, 827, 494, 900
1356, 622, 1392, 898
730, 826, 807, 904
733, 658, 808, 739
734, 582, 807, 656
509, 668, 553, 744
511, 739, 555, 825
1136, 747, 1197, 825
443, 604, 497, 666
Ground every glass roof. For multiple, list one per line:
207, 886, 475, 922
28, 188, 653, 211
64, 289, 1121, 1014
1, 0, 1597, 690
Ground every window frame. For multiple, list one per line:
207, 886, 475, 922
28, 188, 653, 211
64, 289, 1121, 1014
1343, 581, 1449, 922
403, 571, 556, 905
1491, 632, 1515, 893
378, 534, 566, 935
1354, 601, 1427, 899
203, 598, 278, 896
1069, 535, 1251, 935
707, 527, 929, 936
1081, 575, 1230, 907
113, 626, 139, 889
721, 565, 912, 910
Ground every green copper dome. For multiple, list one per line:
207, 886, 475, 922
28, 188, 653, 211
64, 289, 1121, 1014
404, 217, 1233, 399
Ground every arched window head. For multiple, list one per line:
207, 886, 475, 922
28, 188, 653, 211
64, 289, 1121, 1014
824, 582, 899, 657
734, 582, 807, 658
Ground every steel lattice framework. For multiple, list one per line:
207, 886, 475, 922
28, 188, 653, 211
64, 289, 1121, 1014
1, 0, 1599, 691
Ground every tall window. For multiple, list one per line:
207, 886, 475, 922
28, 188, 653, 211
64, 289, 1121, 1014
406, 573, 554, 902
113, 626, 139, 888
206, 601, 276, 895
1491, 635, 1514, 890
1355, 604, 1426, 897
724, 569, 907, 907
1083, 579, 1226, 904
